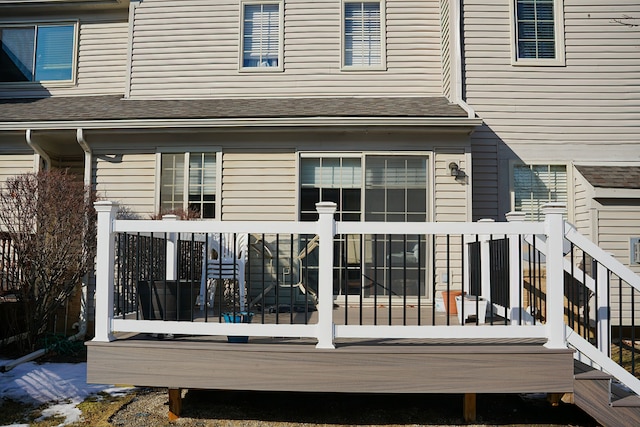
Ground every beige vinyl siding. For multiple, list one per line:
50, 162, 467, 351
433, 151, 469, 293
128, 0, 443, 98
465, 0, 640, 220
440, 0, 451, 100
93, 153, 156, 216
0, 13, 128, 99
572, 169, 593, 241
597, 206, 640, 325
0, 154, 35, 186
222, 151, 296, 221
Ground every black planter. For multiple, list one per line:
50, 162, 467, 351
137, 280, 199, 321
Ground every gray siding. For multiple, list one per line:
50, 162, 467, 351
0, 12, 128, 99
129, 0, 443, 98
464, 0, 640, 220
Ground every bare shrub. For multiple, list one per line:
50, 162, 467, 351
0, 170, 96, 352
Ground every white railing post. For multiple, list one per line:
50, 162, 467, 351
597, 257, 611, 354
478, 219, 494, 300
506, 211, 526, 324
93, 201, 118, 342
543, 203, 567, 349
315, 202, 337, 349
163, 214, 179, 281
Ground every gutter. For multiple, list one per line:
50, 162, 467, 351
25, 129, 51, 170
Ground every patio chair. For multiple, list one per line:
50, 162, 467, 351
199, 232, 248, 311
249, 235, 319, 308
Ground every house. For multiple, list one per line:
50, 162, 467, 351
1, 0, 639, 424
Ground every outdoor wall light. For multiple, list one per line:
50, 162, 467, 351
449, 162, 461, 177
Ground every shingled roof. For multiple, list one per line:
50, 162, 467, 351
0, 95, 470, 123
576, 165, 640, 190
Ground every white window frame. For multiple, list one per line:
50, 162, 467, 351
341, 0, 387, 71
0, 20, 78, 86
238, 0, 284, 72
156, 150, 222, 220
510, 0, 565, 66
509, 161, 571, 221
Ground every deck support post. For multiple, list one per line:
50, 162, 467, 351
543, 203, 567, 349
315, 202, 337, 349
506, 212, 526, 324
168, 388, 182, 420
163, 214, 179, 281
463, 393, 476, 422
93, 201, 118, 342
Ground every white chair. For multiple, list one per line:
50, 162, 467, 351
200, 233, 248, 311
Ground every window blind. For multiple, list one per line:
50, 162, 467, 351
344, 2, 381, 66
300, 158, 362, 188
514, 164, 566, 221
243, 3, 280, 67
516, 0, 555, 59
34, 25, 74, 81
0, 27, 35, 81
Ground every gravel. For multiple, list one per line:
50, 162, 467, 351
109, 387, 599, 427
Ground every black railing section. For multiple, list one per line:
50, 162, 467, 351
523, 237, 545, 325
112, 231, 542, 329
563, 241, 640, 378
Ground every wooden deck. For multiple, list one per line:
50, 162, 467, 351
87, 303, 574, 395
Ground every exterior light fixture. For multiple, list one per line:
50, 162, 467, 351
449, 162, 461, 177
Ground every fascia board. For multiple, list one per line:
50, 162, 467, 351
0, 117, 483, 131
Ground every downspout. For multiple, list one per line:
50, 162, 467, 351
451, 0, 475, 119
71, 128, 92, 342
26, 129, 51, 170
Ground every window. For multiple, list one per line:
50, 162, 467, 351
342, 1, 385, 69
512, 0, 564, 65
240, 1, 282, 70
160, 152, 218, 219
0, 23, 76, 82
300, 154, 428, 298
513, 164, 567, 221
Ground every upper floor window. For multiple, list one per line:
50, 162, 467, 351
0, 23, 76, 83
160, 152, 219, 219
512, 163, 567, 221
512, 0, 565, 65
240, 1, 283, 71
342, 1, 386, 70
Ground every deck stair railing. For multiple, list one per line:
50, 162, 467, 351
519, 219, 640, 396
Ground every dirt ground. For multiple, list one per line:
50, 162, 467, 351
109, 387, 600, 427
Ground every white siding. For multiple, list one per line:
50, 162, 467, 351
129, 0, 443, 98
465, 0, 640, 220
93, 153, 156, 216
0, 13, 128, 98
222, 151, 297, 221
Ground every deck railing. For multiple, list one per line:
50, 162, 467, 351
93, 201, 574, 350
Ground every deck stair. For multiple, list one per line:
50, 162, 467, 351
573, 360, 640, 426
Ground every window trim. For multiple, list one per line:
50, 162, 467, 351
340, 0, 387, 71
238, 0, 284, 73
155, 150, 222, 220
0, 20, 79, 86
509, 0, 565, 66
509, 160, 572, 221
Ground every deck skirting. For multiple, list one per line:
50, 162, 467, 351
86, 338, 575, 394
